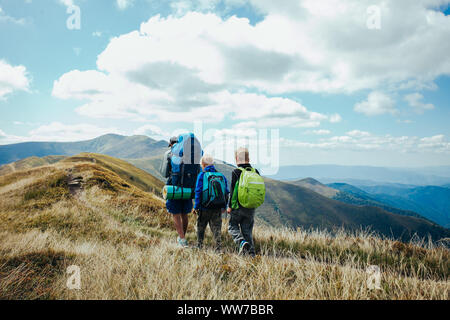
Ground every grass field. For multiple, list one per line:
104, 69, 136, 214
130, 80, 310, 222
0, 154, 448, 299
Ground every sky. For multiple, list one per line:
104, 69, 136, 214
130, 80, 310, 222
0, 0, 449, 171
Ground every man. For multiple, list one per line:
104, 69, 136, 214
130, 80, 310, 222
227, 147, 260, 256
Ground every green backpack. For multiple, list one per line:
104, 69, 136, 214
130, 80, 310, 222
232, 167, 265, 209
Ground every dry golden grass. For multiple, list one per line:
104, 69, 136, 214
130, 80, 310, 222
0, 154, 448, 300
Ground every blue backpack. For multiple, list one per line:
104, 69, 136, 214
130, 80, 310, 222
170, 133, 202, 190
201, 172, 227, 209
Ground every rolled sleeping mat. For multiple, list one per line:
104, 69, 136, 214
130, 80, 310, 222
163, 185, 194, 200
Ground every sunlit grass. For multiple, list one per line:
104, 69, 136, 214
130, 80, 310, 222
0, 154, 448, 300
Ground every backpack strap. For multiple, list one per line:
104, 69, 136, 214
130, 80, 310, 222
190, 134, 194, 165
238, 166, 254, 173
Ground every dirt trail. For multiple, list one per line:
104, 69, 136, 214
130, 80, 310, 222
66, 169, 83, 196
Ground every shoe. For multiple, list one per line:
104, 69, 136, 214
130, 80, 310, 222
239, 240, 249, 255
178, 237, 189, 248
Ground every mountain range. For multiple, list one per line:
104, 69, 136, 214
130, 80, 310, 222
289, 178, 450, 228
266, 165, 450, 186
1, 134, 449, 242
1, 152, 447, 299
356, 184, 450, 228
0, 134, 167, 165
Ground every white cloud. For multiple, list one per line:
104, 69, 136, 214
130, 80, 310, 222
163, 1, 450, 93
307, 129, 331, 135
116, 0, 134, 10
53, 69, 338, 127
27, 122, 123, 142
329, 114, 342, 123
404, 93, 435, 114
53, 13, 343, 127
281, 132, 450, 154
347, 130, 371, 137
354, 91, 397, 116
52, 2, 450, 127
0, 60, 30, 99
419, 134, 448, 149
133, 124, 171, 141
0, 122, 123, 145
58, 0, 74, 7
0, 6, 27, 25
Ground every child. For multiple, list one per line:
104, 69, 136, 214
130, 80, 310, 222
227, 147, 261, 256
193, 154, 229, 251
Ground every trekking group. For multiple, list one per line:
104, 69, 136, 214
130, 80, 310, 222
161, 133, 265, 256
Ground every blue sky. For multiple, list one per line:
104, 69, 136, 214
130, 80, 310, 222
0, 0, 449, 170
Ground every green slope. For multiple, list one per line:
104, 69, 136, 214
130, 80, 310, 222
213, 165, 450, 242
63, 153, 165, 195
0, 155, 66, 176
358, 185, 450, 228
325, 183, 430, 222
0, 134, 167, 165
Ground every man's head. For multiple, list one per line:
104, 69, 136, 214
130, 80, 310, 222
168, 136, 178, 147
235, 147, 250, 165
200, 154, 214, 169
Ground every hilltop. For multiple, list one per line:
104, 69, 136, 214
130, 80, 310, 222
0, 134, 167, 165
289, 178, 338, 198
0, 155, 66, 176
0, 154, 448, 300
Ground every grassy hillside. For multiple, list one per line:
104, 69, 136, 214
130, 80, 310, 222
0, 155, 448, 299
127, 156, 166, 181
0, 155, 66, 176
0, 134, 167, 165
213, 165, 450, 242
359, 185, 450, 228
326, 183, 432, 222
290, 178, 338, 198
259, 179, 450, 242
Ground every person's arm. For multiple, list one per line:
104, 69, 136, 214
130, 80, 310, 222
223, 175, 230, 204
194, 172, 203, 210
161, 151, 169, 178
227, 170, 237, 208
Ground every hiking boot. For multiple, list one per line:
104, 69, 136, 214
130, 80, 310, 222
239, 240, 249, 255
177, 237, 189, 248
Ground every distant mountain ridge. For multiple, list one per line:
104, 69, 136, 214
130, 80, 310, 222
267, 165, 450, 186
0, 155, 66, 176
357, 184, 450, 228
289, 178, 433, 223
326, 182, 437, 222
1, 135, 449, 241
213, 165, 450, 242
0, 134, 168, 165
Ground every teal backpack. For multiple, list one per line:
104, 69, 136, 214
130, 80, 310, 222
201, 172, 227, 209
233, 167, 265, 209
